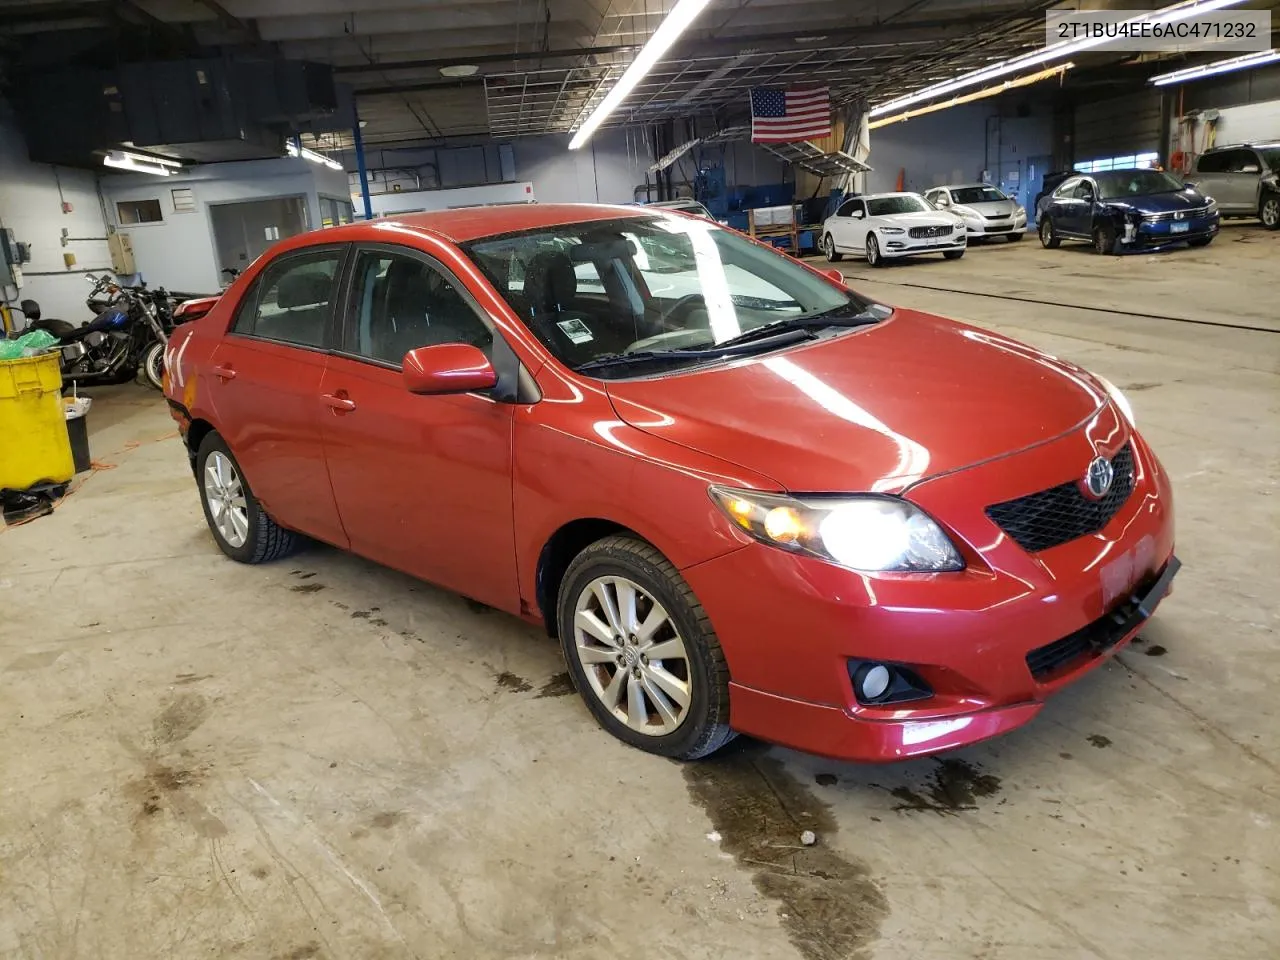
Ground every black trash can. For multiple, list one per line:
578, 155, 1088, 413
64, 398, 92, 474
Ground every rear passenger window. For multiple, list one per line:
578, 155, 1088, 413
232, 250, 341, 348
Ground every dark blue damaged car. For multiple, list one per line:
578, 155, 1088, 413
1037, 168, 1219, 255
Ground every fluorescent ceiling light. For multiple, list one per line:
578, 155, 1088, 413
439, 64, 479, 77
870, 63, 1074, 129
569, 0, 712, 150
869, 0, 1249, 117
1150, 48, 1280, 85
103, 150, 181, 176
286, 141, 344, 171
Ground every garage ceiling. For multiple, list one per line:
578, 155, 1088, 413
1, 0, 1277, 148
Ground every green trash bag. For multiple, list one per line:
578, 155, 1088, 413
0, 329, 60, 360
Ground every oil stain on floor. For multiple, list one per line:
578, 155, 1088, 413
684, 743, 888, 960
886, 757, 1002, 814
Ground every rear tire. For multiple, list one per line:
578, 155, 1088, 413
557, 535, 735, 760
195, 432, 299, 564
943, 249, 965, 260
1039, 217, 1061, 249
1260, 191, 1280, 230
822, 233, 843, 262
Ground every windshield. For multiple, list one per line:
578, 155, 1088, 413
1259, 147, 1280, 171
1094, 169, 1185, 199
464, 215, 872, 377
867, 196, 929, 216
950, 186, 1006, 205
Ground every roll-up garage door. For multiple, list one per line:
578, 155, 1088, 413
1073, 90, 1162, 165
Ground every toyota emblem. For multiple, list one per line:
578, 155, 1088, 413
1084, 456, 1115, 499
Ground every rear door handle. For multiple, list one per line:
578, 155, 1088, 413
213, 363, 236, 381
322, 392, 357, 412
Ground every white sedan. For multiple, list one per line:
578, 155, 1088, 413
924, 183, 1028, 241
822, 192, 966, 266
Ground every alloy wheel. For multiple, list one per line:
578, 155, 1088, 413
1039, 219, 1053, 246
823, 234, 835, 260
1262, 196, 1280, 228
203, 451, 249, 548
866, 234, 880, 265
571, 576, 691, 736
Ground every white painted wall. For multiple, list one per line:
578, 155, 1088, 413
1212, 100, 1280, 144
360, 181, 536, 216
102, 158, 350, 294
0, 99, 113, 327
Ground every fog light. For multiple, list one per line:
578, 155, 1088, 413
856, 663, 892, 701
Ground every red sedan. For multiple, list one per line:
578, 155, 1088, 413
163, 203, 1177, 763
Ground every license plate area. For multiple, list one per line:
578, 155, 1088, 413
1171, 221, 1189, 233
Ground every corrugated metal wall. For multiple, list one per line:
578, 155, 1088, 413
1072, 91, 1163, 163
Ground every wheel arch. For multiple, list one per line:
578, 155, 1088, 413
535, 517, 652, 638
184, 418, 217, 475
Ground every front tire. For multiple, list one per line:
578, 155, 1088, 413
865, 233, 884, 267
822, 233, 843, 262
142, 342, 165, 390
1260, 191, 1280, 230
1039, 217, 1061, 249
557, 536, 734, 760
196, 432, 299, 564
1093, 223, 1119, 255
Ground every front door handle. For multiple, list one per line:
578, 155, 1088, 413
213, 363, 236, 381
322, 392, 357, 413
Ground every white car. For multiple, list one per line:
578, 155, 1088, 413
924, 183, 1028, 241
822, 192, 966, 266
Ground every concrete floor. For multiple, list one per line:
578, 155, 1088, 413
2, 223, 1277, 960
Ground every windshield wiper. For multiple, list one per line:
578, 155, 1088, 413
574, 327, 815, 373
710, 308, 883, 349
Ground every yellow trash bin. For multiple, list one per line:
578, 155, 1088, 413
0, 352, 75, 491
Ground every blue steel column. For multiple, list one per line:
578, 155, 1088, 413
352, 104, 373, 220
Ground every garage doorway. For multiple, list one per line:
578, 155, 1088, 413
209, 196, 310, 283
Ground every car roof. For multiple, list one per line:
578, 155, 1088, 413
859, 192, 924, 200
355, 202, 651, 244
650, 199, 706, 208
932, 183, 998, 190
1205, 141, 1279, 150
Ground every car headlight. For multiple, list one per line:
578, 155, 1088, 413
1094, 374, 1135, 425
953, 222, 965, 231
1014, 206, 1027, 220
880, 226, 905, 234
709, 486, 964, 572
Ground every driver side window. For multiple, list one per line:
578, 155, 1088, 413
1071, 180, 1096, 200
838, 199, 865, 218
345, 249, 492, 366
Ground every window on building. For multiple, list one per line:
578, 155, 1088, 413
116, 199, 163, 224
1073, 152, 1160, 173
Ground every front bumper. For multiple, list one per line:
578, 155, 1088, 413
881, 233, 967, 257
683, 422, 1176, 762
1121, 213, 1220, 251
965, 218, 1027, 237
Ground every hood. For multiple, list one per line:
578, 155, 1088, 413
604, 310, 1105, 494
1101, 188, 1208, 213
880, 209, 957, 226
953, 199, 1018, 218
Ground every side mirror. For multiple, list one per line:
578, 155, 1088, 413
1240, 164, 1260, 174
402, 343, 497, 395
823, 268, 844, 284
850, 210, 865, 219
19, 299, 40, 321
936, 195, 951, 206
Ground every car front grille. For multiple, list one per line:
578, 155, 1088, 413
1144, 206, 1210, 222
983, 213, 1010, 220
986, 444, 1135, 553
984, 225, 1014, 232
909, 225, 952, 238
1024, 561, 1165, 680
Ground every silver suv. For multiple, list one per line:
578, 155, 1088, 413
1187, 142, 1280, 230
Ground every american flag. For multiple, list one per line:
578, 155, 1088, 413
750, 87, 831, 143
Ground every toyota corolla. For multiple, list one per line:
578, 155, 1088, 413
164, 203, 1177, 762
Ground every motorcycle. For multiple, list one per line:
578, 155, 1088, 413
21, 274, 170, 390
170, 266, 239, 325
